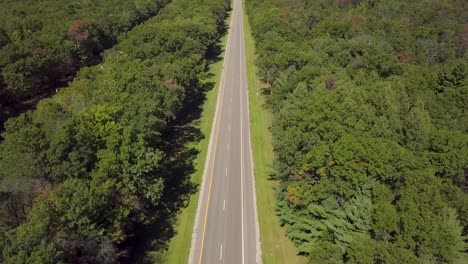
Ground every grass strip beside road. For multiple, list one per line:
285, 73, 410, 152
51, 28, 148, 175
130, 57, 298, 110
243, 3, 307, 264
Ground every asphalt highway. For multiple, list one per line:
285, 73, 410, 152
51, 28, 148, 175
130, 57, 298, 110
188, 0, 261, 263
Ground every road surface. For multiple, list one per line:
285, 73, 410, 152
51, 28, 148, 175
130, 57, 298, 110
188, 0, 261, 263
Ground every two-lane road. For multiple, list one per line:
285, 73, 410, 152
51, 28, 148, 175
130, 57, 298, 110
188, 0, 261, 263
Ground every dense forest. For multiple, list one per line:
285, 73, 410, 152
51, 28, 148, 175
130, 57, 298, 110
247, 0, 467, 263
0, 0, 169, 131
0, 0, 229, 262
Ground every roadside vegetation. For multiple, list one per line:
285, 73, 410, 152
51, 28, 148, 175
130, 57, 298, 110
243, 3, 307, 264
246, 0, 467, 263
149, 7, 232, 264
0, 0, 171, 131
0, 0, 229, 262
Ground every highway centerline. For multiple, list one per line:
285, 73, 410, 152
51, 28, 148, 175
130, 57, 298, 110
220, 244, 223, 261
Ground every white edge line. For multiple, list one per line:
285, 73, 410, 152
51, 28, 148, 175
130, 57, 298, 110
240, 0, 263, 263
239, 1, 246, 263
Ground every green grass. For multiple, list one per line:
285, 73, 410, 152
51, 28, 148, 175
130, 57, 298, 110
242, 3, 307, 264
156, 13, 232, 264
